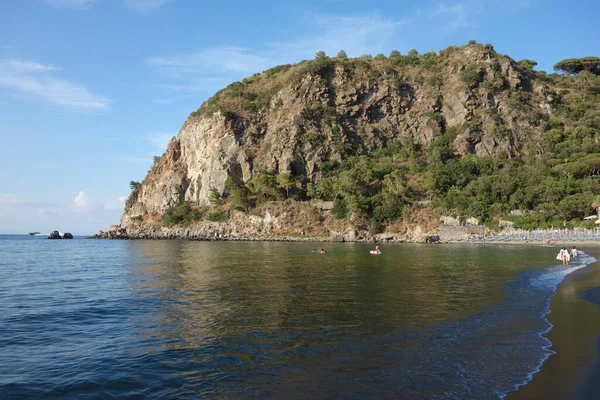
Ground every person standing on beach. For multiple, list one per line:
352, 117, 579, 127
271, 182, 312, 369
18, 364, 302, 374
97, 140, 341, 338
571, 246, 578, 259
557, 247, 569, 265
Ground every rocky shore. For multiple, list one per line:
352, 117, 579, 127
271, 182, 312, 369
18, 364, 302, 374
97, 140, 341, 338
92, 222, 600, 245
91, 224, 410, 243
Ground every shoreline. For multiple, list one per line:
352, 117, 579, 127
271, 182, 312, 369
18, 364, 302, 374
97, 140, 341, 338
90, 233, 600, 247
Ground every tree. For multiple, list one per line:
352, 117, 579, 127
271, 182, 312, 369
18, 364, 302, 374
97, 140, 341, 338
249, 173, 284, 200
554, 58, 584, 75
225, 177, 248, 210
518, 59, 538, 71
129, 181, 141, 191
468, 40, 477, 45
389, 50, 401, 58
315, 51, 327, 59
359, 54, 373, 60
276, 173, 295, 197
579, 56, 600, 74
374, 53, 386, 60
336, 50, 348, 59
552, 162, 590, 179
592, 195, 600, 219
208, 186, 221, 205
408, 49, 419, 57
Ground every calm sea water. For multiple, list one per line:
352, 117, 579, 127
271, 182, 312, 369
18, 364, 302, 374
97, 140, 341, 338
0, 235, 595, 399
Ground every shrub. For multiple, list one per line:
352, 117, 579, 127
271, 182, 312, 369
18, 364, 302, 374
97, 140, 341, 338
205, 211, 228, 222
423, 110, 444, 123
369, 218, 383, 234
161, 201, 203, 226
391, 55, 420, 67
337, 50, 348, 59
461, 69, 481, 86
303, 131, 327, 147
221, 110, 237, 121
263, 64, 291, 77
493, 124, 510, 139
332, 197, 348, 219
299, 57, 335, 77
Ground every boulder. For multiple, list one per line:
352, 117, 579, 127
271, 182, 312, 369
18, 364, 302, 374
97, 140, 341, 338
48, 231, 62, 239
425, 235, 441, 243
63, 232, 74, 239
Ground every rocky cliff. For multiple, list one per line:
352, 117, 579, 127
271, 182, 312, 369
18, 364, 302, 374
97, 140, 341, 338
113, 43, 599, 241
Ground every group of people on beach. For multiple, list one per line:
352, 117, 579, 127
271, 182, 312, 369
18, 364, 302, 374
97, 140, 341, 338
557, 246, 578, 265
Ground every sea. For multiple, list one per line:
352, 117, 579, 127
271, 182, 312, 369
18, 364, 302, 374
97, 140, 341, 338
0, 234, 598, 399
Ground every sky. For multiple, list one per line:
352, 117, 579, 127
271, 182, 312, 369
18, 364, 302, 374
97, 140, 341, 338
0, 0, 598, 234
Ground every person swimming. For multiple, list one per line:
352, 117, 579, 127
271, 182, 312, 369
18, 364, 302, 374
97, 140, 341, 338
370, 245, 382, 254
319, 248, 326, 254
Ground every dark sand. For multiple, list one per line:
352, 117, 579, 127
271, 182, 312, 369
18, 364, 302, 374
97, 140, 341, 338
508, 247, 600, 400
577, 287, 600, 399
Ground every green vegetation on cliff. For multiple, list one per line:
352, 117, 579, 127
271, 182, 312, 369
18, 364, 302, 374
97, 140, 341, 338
161, 42, 600, 230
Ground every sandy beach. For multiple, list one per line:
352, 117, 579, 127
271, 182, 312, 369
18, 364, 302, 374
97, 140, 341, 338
577, 287, 600, 399
507, 246, 600, 399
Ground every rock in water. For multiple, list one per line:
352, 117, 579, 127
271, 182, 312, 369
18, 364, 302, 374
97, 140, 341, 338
48, 231, 62, 239
63, 232, 73, 239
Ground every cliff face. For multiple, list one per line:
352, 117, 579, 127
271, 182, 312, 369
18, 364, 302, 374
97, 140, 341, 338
118, 44, 577, 237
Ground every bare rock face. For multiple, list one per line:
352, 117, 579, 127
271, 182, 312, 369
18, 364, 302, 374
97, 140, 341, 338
63, 232, 73, 239
119, 45, 545, 233
48, 231, 61, 239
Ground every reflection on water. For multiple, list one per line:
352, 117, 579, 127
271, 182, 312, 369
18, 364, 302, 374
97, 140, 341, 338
126, 242, 544, 344
117, 242, 560, 398
1, 237, 580, 399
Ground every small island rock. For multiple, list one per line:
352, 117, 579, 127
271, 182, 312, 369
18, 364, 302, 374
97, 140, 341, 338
63, 233, 74, 239
48, 231, 62, 239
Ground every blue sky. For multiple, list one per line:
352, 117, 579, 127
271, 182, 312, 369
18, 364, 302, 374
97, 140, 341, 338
0, 0, 598, 234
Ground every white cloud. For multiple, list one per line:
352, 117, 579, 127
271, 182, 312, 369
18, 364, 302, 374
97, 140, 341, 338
0, 59, 110, 109
73, 191, 94, 212
44, 0, 94, 9
126, 0, 172, 13
104, 196, 128, 210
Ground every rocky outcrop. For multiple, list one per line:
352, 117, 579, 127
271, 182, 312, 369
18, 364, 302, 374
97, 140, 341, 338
93, 225, 129, 239
63, 233, 73, 239
48, 231, 61, 239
